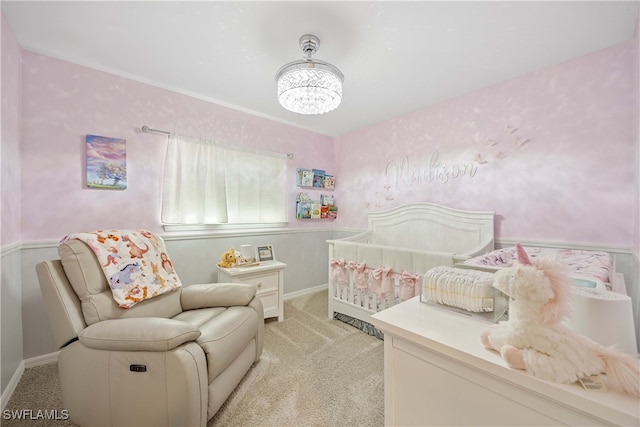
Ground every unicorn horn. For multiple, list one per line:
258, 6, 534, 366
516, 243, 531, 265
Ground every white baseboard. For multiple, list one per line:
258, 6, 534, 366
1, 352, 59, 411
1, 361, 24, 411
24, 351, 59, 368
284, 283, 328, 301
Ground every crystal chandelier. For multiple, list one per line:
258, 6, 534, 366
275, 34, 344, 115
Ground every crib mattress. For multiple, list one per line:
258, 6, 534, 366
462, 246, 613, 289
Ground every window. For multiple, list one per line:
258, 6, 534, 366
161, 134, 287, 228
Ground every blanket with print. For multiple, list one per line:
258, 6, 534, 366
63, 230, 182, 308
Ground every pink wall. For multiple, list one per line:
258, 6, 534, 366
13, 34, 639, 248
334, 41, 636, 247
635, 16, 640, 256
1, 14, 22, 247
20, 52, 334, 241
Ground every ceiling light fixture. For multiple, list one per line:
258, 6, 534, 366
275, 34, 344, 115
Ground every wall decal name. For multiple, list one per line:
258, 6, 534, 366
385, 151, 478, 185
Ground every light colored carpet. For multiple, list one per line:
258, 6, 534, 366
2, 363, 75, 427
3, 289, 384, 427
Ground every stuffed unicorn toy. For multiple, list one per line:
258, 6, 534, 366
481, 243, 640, 397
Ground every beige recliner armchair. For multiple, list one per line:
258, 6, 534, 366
36, 238, 264, 427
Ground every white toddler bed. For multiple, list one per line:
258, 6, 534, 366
326, 203, 495, 335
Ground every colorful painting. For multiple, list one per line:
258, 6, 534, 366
86, 134, 127, 189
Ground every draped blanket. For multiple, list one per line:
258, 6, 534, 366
62, 230, 182, 308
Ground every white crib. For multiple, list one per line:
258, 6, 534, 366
327, 203, 495, 331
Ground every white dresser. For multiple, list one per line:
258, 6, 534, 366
217, 261, 286, 321
370, 297, 640, 426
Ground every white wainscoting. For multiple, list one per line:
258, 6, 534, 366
1, 244, 23, 408
2, 231, 638, 408
15, 228, 336, 362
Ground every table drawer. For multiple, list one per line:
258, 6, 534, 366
237, 271, 278, 293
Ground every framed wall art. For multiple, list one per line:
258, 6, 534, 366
86, 134, 127, 190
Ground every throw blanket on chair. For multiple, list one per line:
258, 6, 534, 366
62, 230, 182, 308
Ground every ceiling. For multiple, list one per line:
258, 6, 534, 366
2, 1, 639, 137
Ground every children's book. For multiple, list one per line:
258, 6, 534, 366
297, 168, 314, 187
321, 194, 334, 206
310, 203, 321, 219
324, 175, 335, 190
312, 169, 325, 188
297, 201, 312, 219
328, 206, 338, 219
296, 192, 311, 202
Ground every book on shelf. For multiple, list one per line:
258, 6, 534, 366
320, 194, 334, 206
310, 203, 321, 219
328, 206, 338, 219
324, 175, 335, 190
296, 192, 311, 202
296, 168, 314, 187
321, 205, 329, 219
312, 169, 325, 188
296, 201, 312, 219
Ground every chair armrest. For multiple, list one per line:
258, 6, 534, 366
181, 283, 257, 310
78, 318, 201, 351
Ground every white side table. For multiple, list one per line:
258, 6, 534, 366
217, 261, 286, 321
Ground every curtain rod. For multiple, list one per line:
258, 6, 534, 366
141, 125, 294, 159
141, 125, 170, 135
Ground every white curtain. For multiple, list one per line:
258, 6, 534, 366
161, 134, 286, 225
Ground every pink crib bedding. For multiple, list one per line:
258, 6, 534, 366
462, 246, 613, 285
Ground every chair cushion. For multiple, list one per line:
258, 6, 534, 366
79, 318, 201, 351
173, 306, 259, 382
59, 239, 182, 325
